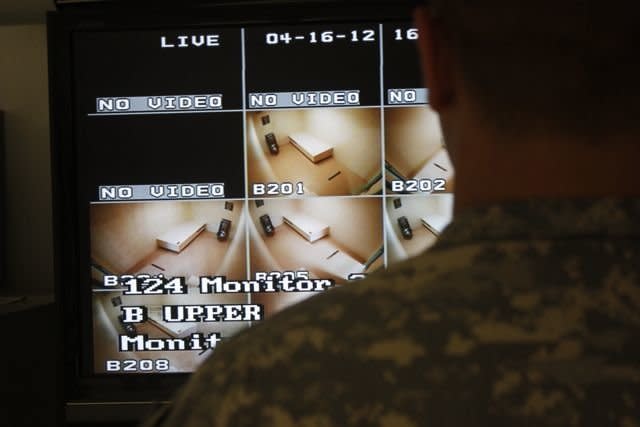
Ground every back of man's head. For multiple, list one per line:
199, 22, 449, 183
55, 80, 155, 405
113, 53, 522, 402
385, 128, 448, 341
424, 0, 639, 139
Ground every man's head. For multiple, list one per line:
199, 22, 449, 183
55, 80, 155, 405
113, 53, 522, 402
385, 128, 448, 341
413, 0, 640, 208
414, 0, 639, 142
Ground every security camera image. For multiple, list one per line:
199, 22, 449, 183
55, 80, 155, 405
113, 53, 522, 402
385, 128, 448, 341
92, 290, 249, 373
247, 108, 383, 197
89, 200, 247, 286
385, 194, 453, 263
249, 197, 384, 317
385, 106, 454, 193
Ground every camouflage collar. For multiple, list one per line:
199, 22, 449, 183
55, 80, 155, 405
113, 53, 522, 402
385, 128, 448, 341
434, 198, 640, 249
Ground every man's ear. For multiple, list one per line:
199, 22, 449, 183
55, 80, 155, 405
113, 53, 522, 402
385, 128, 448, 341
414, 6, 455, 112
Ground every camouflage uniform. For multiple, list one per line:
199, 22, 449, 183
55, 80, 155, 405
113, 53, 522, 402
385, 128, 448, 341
146, 198, 640, 427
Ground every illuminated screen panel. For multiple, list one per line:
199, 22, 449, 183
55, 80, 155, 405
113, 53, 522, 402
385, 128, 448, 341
74, 22, 454, 375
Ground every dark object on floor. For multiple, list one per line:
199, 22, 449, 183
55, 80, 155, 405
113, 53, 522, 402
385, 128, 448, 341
265, 132, 279, 154
398, 216, 413, 239
118, 314, 138, 337
260, 214, 275, 236
217, 219, 231, 241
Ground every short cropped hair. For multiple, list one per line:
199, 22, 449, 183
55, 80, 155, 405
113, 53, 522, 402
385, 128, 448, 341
425, 0, 639, 138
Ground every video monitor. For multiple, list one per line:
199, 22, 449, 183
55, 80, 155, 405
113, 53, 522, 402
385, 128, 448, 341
49, 1, 455, 416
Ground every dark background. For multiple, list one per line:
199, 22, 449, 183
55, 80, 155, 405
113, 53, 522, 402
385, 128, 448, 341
77, 113, 246, 200
73, 28, 247, 201
383, 21, 424, 102
73, 28, 244, 111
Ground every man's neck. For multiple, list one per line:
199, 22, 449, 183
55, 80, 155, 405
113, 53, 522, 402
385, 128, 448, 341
452, 132, 640, 214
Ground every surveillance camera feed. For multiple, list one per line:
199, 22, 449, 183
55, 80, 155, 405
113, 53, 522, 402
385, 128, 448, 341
75, 22, 454, 374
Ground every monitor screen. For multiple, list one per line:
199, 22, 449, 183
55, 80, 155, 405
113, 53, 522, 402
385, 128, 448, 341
50, 1, 454, 411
